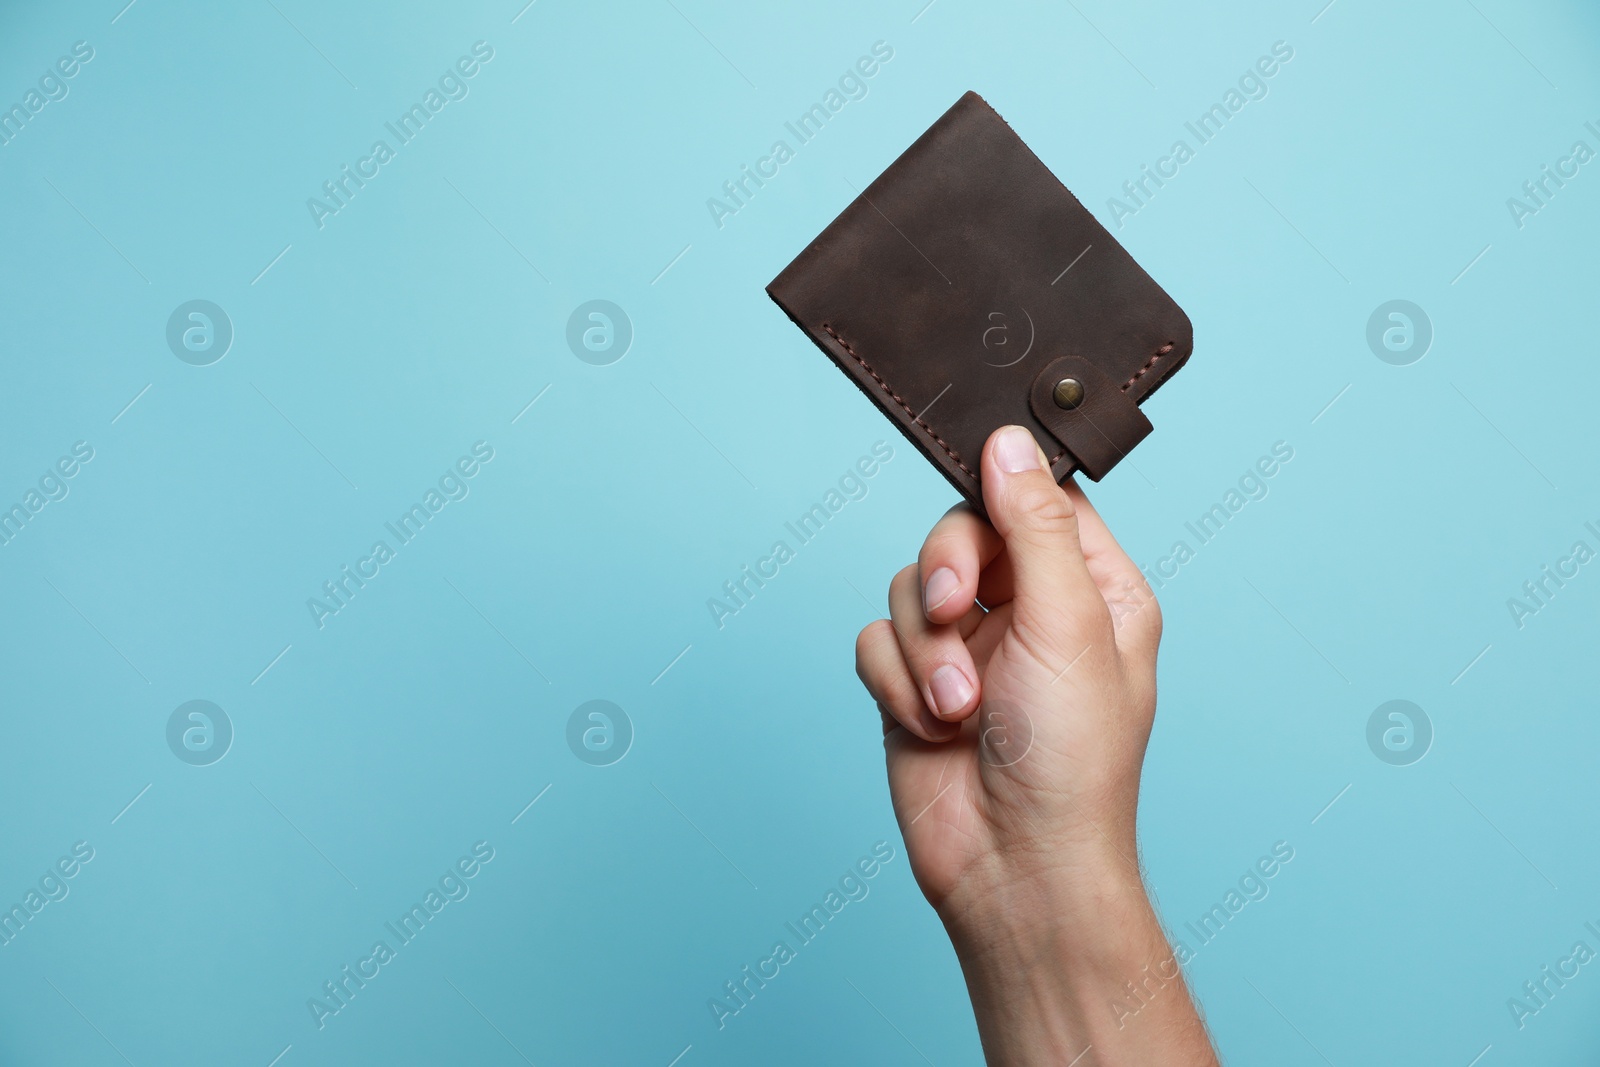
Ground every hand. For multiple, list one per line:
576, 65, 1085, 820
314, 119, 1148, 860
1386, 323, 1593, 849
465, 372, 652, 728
855, 424, 1158, 916
855, 425, 1216, 1066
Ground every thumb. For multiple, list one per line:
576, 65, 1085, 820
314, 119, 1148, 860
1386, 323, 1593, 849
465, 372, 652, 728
981, 426, 1106, 651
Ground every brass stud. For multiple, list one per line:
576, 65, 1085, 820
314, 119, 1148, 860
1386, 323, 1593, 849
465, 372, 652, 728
1052, 377, 1085, 410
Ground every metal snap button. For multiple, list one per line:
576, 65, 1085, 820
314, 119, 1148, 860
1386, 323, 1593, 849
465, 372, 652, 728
1052, 377, 1085, 410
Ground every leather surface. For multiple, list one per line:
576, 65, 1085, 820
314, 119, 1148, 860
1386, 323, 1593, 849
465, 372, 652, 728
767, 90, 1193, 512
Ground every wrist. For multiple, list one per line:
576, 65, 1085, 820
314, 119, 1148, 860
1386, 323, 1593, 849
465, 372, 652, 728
936, 844, 1216, 1067
936, 832, 1143, 954
940, 844, 1152, 979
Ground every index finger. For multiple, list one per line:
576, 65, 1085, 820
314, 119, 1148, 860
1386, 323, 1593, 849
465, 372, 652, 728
917, 504, 1005, 625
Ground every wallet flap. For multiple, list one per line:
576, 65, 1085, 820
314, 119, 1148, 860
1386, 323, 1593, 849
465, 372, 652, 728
768, 90, 1192, 511
1027, 355, 1154, 481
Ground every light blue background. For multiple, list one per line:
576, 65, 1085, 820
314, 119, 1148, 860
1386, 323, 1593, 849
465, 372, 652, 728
1, 0, 1598, 1063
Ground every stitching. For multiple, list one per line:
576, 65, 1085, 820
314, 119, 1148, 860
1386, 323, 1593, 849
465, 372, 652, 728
822, 323, 978, 479
824, 323, 1174, 473
1120, 342, 1174, 393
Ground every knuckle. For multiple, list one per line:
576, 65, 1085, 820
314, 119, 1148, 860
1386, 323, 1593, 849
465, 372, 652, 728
1013, 594, 1111, 658
1007, 479, 1077, 536
889, 564, 920, 602
920, 509, 972, 558
853, 621, 891, 680
1002, 617, 1059, 669
1008, 613, 1105, 678
1109, 582, 1163, 641
876, 668, 922, 720
1142, 596, 1164, 641
855, 618, 894, 661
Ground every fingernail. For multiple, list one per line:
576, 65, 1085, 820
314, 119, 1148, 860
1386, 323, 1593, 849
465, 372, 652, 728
995, 426, 1044, 473
923, 567, 960, 615
930, 665, 975, 718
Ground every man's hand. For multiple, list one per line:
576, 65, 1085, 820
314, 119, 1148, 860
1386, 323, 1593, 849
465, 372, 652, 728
855, 425, 1218, 1066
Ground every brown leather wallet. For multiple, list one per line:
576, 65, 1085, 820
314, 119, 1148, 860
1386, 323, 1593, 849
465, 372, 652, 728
767, 91, 1192, 514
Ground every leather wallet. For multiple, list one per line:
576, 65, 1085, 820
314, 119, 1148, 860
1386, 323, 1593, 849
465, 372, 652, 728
767, 91, 1192, 514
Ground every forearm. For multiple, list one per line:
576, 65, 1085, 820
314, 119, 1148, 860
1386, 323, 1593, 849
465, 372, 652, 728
941, 861, 1218, 1067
